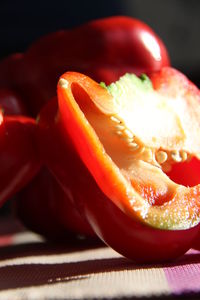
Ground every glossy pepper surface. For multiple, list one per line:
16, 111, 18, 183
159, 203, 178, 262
0, 88, 94, 238
0, 113, 40, 207
38, 68, 200, 262
0, 16, 170, 116
0, 88, 40, 208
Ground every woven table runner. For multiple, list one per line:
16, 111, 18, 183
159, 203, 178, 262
0, 216, 200, 299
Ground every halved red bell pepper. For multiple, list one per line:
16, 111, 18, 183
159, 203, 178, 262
0, 16, 170, 116
38, 68, 200, 262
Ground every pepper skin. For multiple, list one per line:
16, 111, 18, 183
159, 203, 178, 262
33, 98, 95, 238
0, 51, 95, 238
15, 167, 95, 240
0, 113, 40, 208
0, 68, 95, 240
0, 16, 170, 116
0, 89, 94, 238
0, 88, 27, 115
37, 70, 200, 263
0, 88, 39, 210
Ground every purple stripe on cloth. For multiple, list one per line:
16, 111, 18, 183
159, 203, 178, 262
164, 249, 200, 295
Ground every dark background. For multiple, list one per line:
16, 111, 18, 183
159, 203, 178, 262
0, 0, 199, 215
0, 0, 200, 85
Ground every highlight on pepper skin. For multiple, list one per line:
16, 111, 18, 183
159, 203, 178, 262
0, 16, 170, 116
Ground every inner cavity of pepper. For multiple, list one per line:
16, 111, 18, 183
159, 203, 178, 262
68, 82, 185, 206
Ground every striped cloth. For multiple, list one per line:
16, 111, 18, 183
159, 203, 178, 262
0, 216, 200, 299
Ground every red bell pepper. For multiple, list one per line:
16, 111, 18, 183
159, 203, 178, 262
15, 167, 95, 239
0, 78, 94, 240
0, 112, 40, 208
0, 88, 40, 209
0, 88, 27, 115
0, 88, 93, 238
37, 68, 200, 262
0, 16, 170, 116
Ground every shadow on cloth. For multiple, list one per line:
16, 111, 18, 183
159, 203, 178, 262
0, 248, 199, 291
0, 237, 104, 261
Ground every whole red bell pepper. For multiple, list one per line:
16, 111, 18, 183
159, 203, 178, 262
0, 88, 27, 115
0, 16, 170, 116
0, 89, 39, 218
0, 84, 94, 239
0, 112, 40, 208
0, 88, 94, 238
15, 167, 95, 239
0, 88, 40, 209
37, 68, 200, 262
